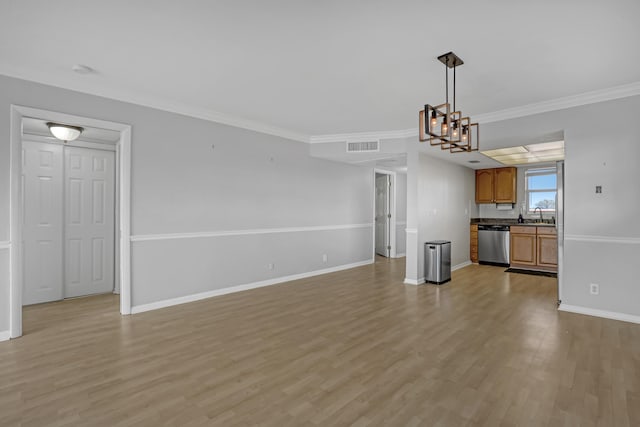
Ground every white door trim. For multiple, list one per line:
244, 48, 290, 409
373, 169, 397, 259
9, 105, 132, 338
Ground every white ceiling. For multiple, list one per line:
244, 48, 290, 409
1, 1, 640, 139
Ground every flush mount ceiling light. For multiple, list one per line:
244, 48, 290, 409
419, 51, 479, 153
46, 122, 84, 142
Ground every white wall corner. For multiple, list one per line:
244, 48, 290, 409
0, 331, 10, 342
404, 277, 425, 285
452, 261, 472, 271
559, 304, 640, 325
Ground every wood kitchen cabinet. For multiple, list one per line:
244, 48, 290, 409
475, 167, 516, 204
494, 167, 517, 203
510, 227, 537, 266
536, 227, 558, 268
475, 169, 494, 203
470, 224, 478, 263
510, 226, 557, 271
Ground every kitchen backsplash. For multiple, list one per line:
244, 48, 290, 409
478, 203, 519, 219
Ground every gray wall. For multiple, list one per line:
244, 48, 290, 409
417, 153, 477, 278
483, 95, 640, 317
0, 75, 373, 326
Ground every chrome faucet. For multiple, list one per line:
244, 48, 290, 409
533, 207, 543, 223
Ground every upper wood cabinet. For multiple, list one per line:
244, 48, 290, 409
494, 167, 517, 203
475, 167, 516, 204
475, 169, 494, 203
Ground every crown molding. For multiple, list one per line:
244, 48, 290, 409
309, 81, 640, 143
4, 68, 639, 146
474, 81, 640, 124
0, 69, 310, 143
309, 128, 416, 144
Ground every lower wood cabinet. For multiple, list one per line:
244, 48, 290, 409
511, 232, 537, 266
510, 226, 557, 271
537, 235, 558, 268
470, 224, 478, 263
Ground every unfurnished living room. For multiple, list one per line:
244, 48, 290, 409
1, 1, 640, 426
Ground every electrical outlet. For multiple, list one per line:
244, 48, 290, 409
590, 283, 599, 295
267, 263, 274, 270
322, 254, 328, 263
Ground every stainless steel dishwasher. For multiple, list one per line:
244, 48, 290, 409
477, 225, 510, 266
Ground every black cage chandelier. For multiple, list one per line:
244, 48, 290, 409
419, 52, 479, 152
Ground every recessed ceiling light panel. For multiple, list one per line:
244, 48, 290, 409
524, 140, 564, 152
481, 141, 564, 166
482, 146, 528, 156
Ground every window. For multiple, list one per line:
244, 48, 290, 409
525, 167, 556, 213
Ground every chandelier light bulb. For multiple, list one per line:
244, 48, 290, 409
430, 112, 437, 128
441, 119, 448, 135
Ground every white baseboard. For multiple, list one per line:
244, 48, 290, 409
394, 253, 406, 258
452, 261, 472, 271
131, 259, 374, 314
559, 304, 640, 325
0, 330, 10, 342
404, 261, 470, 286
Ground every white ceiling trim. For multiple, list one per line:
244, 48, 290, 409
0, 70, 310, 143
309, 81, 640, 143
474, 81, 640, 124
4, 69, 639, 146
309, 129, 415, 144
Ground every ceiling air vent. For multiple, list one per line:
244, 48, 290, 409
346, 140, 379, 153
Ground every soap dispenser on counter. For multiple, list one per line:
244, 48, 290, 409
517, 202, 525, 223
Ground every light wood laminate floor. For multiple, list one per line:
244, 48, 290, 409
2, 258, 640, 426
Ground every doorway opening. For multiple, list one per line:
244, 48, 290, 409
373, 169, 396, 260
9, 106, 132, 339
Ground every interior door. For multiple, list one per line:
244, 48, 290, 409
375, 174, 391, 257
22, 141, 64, 305
64, 147, 115, 298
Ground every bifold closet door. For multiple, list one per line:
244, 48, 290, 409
64, 146, 115, 298
22, 141, 64, 305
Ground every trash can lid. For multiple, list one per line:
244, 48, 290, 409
425, 240, 451, 245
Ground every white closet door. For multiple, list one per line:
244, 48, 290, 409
64, 147, 115, 298
375, 174, 391, 257
22, 141, 64, 305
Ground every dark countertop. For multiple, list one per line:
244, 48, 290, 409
471, 218, 556, 227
